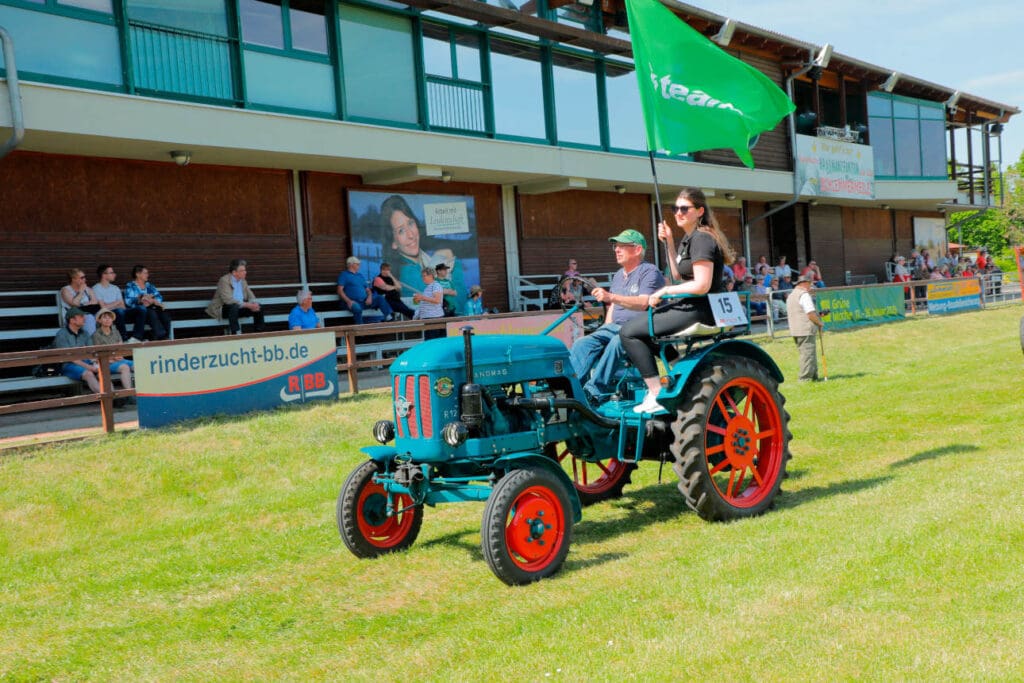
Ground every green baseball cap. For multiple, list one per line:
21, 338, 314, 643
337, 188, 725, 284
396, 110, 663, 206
608, 229, 647, 250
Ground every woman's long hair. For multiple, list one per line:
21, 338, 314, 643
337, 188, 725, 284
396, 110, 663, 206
676, 187, 736, 265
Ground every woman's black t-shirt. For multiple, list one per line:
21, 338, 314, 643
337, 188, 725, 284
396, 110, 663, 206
672, 228, 724, 322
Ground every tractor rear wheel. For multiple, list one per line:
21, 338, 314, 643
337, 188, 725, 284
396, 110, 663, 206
545, 441, 636, 506
670, 357, 791, 521
482, 467, 572, 585
337, 459, 423, 558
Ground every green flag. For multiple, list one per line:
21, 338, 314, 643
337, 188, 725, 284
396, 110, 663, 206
625, 0, 795, 168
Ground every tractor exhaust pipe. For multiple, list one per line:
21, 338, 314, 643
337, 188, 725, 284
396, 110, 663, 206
460, 326, 484, 430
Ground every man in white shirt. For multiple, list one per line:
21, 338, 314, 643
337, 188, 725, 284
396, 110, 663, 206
786, 275, 824, 381
92, 264, 131, 340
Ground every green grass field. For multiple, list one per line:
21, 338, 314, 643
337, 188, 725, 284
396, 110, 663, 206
2, 305, 1023, 680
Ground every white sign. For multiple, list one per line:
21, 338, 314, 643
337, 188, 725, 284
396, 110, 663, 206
423, 201, 470, 236
708, 292, 748, 327
795, 134, 875, 200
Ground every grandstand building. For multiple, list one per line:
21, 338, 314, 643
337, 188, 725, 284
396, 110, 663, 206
1, 0, 1017, 310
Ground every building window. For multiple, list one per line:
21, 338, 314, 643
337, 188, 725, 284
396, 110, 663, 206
422, 23, 487, 132
605, 58, 645, 151
338, 4, 418, 124
868, 93, 947, 180
125, 0, 228, 35
490, 37, 545, 140
552, 50, 599, 147
239, 0, 328, 55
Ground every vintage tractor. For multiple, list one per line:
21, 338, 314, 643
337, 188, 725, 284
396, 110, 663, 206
336, 293, 792, 585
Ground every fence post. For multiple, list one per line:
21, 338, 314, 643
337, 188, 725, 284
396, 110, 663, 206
96, 352, 115, 434
345, 331, 359, 394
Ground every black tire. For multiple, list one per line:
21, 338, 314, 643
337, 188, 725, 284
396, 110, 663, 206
337, 460, 423, 558
482, 467, 573, 585
670, 357, 792, 521
545, 440, 636, 506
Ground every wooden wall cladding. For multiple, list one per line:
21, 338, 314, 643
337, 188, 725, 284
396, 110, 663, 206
806, 204, 845, 286
742, 201, 773, 264
302, 174, 509, 309
518, 190, 652, 275
841, 206, 892, 281
0, 152, 297, 291
693, 53, 791, 172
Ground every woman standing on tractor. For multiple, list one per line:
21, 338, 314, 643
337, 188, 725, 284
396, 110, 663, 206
619, 187, 735, 413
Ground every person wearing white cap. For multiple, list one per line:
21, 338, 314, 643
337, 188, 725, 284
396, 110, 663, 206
786, 275, 824, 381
337, 256, 392, 324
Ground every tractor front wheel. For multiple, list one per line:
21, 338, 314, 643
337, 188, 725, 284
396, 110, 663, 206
482, 467, 572, 585
337, 459, 423, 558
545, 441, 635, 506
670, 357, 791, 521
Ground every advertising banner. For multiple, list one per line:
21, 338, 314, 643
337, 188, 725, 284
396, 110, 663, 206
818, 286, 904, 329
926, 279, 981, 314
448, 312, 585, 349
795, 134, 875, 200
134, 332, 338, 428
348, 190, 479, 315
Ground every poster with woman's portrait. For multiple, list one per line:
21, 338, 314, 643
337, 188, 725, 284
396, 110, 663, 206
348, 191, 480, 315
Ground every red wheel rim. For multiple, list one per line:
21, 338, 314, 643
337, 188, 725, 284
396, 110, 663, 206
356, 480, 417, 548
553, 445, 629, 496
703, 377, 783, 508
504, 485, 566, 571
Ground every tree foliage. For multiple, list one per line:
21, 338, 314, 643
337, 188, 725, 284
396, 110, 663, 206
947, 149, 1024, 250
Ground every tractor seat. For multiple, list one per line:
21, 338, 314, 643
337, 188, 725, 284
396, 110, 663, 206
655, 322, 732, 343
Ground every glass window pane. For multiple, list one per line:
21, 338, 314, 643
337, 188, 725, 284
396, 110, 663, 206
893, 98, 917, 118
552, 52, 599, 146
479, 0, 539, 18
422, 23, 452, 78
290, 0, 328, 54
920, 119, 946, 177
867, 93, 891, 117
454, 33, 480, 81
869, 115, 895, 177
605, 61, 644, 151
894, 118, 921, 176
0, 5, 122, 84
491, 39, 545, 139
919, 103, 945, 120
126, 0, 228, 35
339, 5, 418, 124
244, 49, 335, 112
58, 0, 112, 12
240, 0, 284, 49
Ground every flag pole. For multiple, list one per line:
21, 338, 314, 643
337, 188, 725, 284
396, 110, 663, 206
648, 150, 666, 270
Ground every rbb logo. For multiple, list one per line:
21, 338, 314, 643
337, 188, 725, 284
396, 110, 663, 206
288, 372, 326, 393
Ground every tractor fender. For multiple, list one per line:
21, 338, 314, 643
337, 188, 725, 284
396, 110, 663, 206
662, 338, 784, 401
491, 453, 583, 523
360, 445, 399, 463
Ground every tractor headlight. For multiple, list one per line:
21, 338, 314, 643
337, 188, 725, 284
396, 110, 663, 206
442, 421, 469, 447
373, 420, 395, 444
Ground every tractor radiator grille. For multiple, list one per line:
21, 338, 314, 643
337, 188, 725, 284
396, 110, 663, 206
393, 374, 433, 439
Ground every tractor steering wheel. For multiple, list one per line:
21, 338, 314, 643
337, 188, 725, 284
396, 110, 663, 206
556, 275, 606, 333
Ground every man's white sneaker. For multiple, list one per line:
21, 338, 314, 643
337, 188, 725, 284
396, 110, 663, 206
633, 394, 665, 414
126, 337, 142, 344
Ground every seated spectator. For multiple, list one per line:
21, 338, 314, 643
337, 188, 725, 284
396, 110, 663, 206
125, 265, 172, 341
776, 273, 794, 292
722, 262, 735, 282
467, 285, 485, 316
91, 308, 134, 395
801, 260, 825, 287
92, 264, 129, 340
338, 256, 392, 324
412, 266, 445, 339
750, 275, 768, 317
435, 263, 460, 316
723, 277, 736, 292
731, 256, 748, 282
206, 259, 266, 335
921, 249, 935, 270
59, 268, 101, 336
976, 248, 988, 271
372, 262, 415, 320
289, 289, 323, 330
53, 307, 101, 393
564, 259, 580, 279
775, 255, 792, 280
885, 252, 899, 281
929, 266, 945, 280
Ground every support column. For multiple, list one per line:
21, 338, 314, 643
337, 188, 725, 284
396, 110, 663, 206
501, 185, 521, 311
292, 170, 309, 287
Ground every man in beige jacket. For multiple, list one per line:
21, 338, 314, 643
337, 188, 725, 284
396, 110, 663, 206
206, 259, 266, 335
